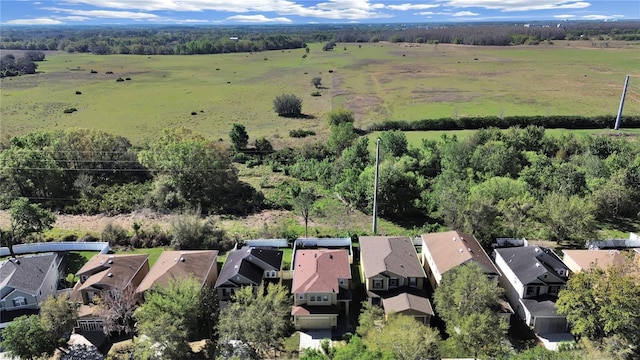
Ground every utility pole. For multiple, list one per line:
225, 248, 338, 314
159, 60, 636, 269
615, 75, 630, 130
372, 138, 380, 235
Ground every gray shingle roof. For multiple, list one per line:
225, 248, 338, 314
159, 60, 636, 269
360, 236, 426, 279
495, 246, 568, 285
0, 253, 59, 296
214, 246, 282, 288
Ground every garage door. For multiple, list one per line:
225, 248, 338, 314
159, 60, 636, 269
297, 316, 334, 330
534, 317, 567, 334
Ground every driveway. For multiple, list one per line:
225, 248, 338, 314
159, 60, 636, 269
299, 330, 332, 351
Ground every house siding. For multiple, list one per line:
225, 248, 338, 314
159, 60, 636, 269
1, 289, 38, 311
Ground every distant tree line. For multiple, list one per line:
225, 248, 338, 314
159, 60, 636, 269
1, 22, 638, 54
0, 50, 45, 77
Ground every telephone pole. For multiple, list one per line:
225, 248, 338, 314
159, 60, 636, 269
615, 75, 630, 130
372, 138, 381, 235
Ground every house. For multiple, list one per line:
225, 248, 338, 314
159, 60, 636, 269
494, 246, 569, 334
562, 249, 627, 274
136, 250, 219, 294
421, 230, 500, 289
291, 249, 351, 330
214, 246, 283, 304
71, 254, 149, 332
0, 253, 63, 315
359, 236, 432, 323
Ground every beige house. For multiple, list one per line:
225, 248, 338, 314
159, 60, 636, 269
291, 249, 351, 330
136, 250, 219, 294
381, 292, 433, 324
562, 249, 628, 274
421, 230, 500, 289
71, 254, 149, 332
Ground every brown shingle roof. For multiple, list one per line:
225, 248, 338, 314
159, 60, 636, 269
421, 230, 499, 276
136, 250, 218, 293
292, 250, 350, 294
562, 249, 627, 272
382, 292, 433, 316
72, 254, 148, 301
359, 236, 425, 279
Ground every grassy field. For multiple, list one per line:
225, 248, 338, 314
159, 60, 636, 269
2, 41, 639, 148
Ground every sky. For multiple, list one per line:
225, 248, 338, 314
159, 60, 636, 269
1, 0, 638, 26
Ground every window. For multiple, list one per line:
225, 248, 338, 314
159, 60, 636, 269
339, 278, 347, 286
409, 278, 417, 287
373, 279, 383, 289
13, 297, 27, 307
526, 286, 536, 296
549, 286, 560, 295
323, 295, 329, 301
389, 278, 399, 287
298, 294, 305, 300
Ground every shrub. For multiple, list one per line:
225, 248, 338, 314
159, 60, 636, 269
311, 91, 321, 97
63, 108, 77, 114
90, 69, 98, 74
105, 71, 113, 74
327, 108, 355, 127
101, 222, 129, 246
116, 77, 124, 82
75, 91, 82, 95
125, 77, 131, 80
289, 129, 316, 138
254, 137, 273, 153
273, 94, 302, 117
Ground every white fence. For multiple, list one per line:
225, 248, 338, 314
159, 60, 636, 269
0, 241, 110, 257
292, 238, 353, 265
244, 239, 289, 248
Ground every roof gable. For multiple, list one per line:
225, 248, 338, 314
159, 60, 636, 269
75, 254, 149, 290
562, 249, 627, 272
495, 246, 569, 285
0, 253, 59, 296
360, 236, 425, 279
214, 247, 279, 288
421, 230, 499, 276
382, 292, 433, 316
137, 250, 218, 293
292, 250, 351, 293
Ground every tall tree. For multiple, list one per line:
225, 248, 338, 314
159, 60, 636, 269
95, 285, 139, 336
433, 263, 508, 358
217, 283, 291, 356
2, 197, 56, 257
1, 315, 54, 360
293, 187, 316, 238
229, 123, 249, 150
39, 294, 78, 346
556, 261, 640, 347
364, 314, 441, 360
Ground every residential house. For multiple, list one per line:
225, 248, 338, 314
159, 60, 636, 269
494, 246, 569, 334
359, 236, 431, 324
71, 254, 149, 332
136, 250, 219, 294
0, 253, 63, 315
562, 249, 627, 274
291, 249, 351, 330
214, 246, 283, 305
421, 230, 500, 289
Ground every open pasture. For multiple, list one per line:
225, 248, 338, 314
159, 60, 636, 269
1, 41, 639, 146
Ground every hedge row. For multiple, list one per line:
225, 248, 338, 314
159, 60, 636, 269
367, 115, 640, 132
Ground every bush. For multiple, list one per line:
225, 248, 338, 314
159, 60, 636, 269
125, 77, 131, 80
116, 77, 124, 82
311, 91, 321, 97
327, 108, 355, 127
105, 71, 113, 74
101, 223, 129, 246
273, 94, 302, 117
75, 91, 82, 95
289, 129, 316, 138
90, 69, 98, 74
63, 108, 77, 114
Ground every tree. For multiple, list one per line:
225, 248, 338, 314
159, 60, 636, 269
217, 283, 292, 355
169, 211, 229, 250
535, 192, 596, 245
433, 263, 509, 358
95, 285, 139, 336
328, 122, 357, 155
273, 94, 302, 117
3, 197, 56, 257
378, 130, 408, 158
312, 77, 322, 88
134, 278, 210, 359
556, 261, 640, 346
229, 123, 249, 150
327, 108, 355, 127
254, 137, 273, 154
1, 315, 54, 360
39, 294, 78, 346
293, 187, 316, 238
364, 314, 441, 360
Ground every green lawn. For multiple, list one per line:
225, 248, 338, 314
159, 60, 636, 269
2, 42, 638, 148
114, 247, 168, 267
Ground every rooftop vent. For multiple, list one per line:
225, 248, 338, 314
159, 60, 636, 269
107, 273, 113, 277
453, 237, 457, 241
180, 257, 185, 262
459, 249, 463, 253
108, 259, 113, 264
535, 263, 541, 267
329, 254, 333, 259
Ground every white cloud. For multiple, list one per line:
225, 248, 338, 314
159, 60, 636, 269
33, 1, 42, 4
387, 3, 439, 11
57, 16, 91, 21
226, 14, 292, 22
445, 0, 591, 12
415, 11, 436, 15
453, 11, 479, 16
42, 7, 158, 19
583, 14, 624, 20
61, 0, 394, 20
6, 18, 65, 24
554, 14, 575, 19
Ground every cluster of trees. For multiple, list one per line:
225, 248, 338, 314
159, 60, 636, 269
0, 50, 45, 77
3, 22, 637, 55
271, 111, 639, 248
0, 127, 262, 216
